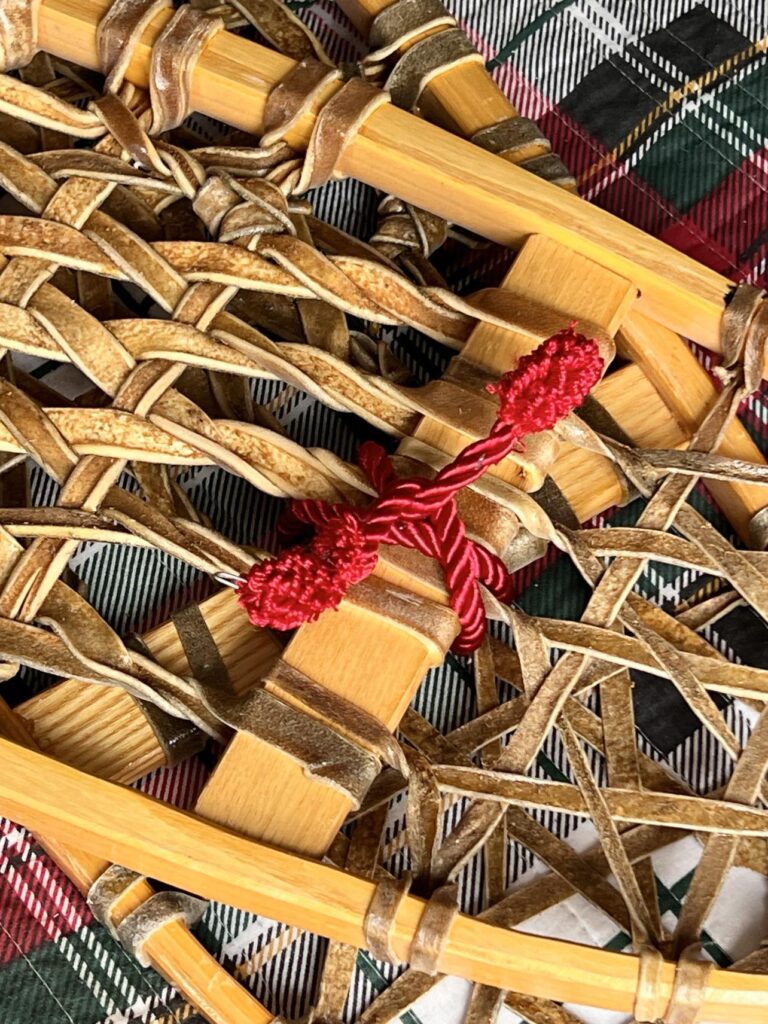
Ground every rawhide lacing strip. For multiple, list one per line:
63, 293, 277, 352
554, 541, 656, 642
116, 890, 209, 968
97, 0, 172, 93
265, 657, 410, 776
88, 862, 208, 969
192, 670, 382, 807
363, 873, 412, 963
362, 874, 458, 973
471, 118, 575, 187
3, 13, 768, 1021
422, 305, 766, 881
128, 633, 208, 766
263, 59, 390, 194
383, 28, 482, 112
223, 0, 330, 64
367, 0, 456, 64
149, 5, 224, 134
236, 329, 603, 652
353, 284, 768, 1017
97, 1, 224, 134
358, 0, 573, 187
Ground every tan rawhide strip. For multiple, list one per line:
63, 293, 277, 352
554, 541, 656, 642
0, 73, 578, 346
0, 126, 610, 500
0, 49, 561, 1019
0, 0, 41, 72
0, 9, 765, 1024
587, 431, 768, 961
432, 318, 767, 880
355, 711, 697, 1022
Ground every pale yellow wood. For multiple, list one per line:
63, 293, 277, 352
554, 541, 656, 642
407, 236, 636, 496
194, 237, 635, 856
550, 363, 690, 521
420, 63, 530, 142
0, 701, 271, 1024
17, 589, 280, 780
461, 235, 636, 376
330, 0, 768, 537
0, 738, 765, 1023
39, 0, 739, 351
335, 0, 528, 141
15, 354, 705, 789
618, 311, 768, 540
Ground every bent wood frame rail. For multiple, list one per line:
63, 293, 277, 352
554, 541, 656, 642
0, 4, 765, 1019
38, 0, 761, 354
336, 0, 768, 544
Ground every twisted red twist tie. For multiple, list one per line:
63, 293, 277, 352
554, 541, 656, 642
237, 326, 603, 653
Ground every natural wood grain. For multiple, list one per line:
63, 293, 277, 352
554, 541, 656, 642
15, 350, 705, 791
195, 600, 445, 854
333, 0, 768, 539
0, 738, 765, 1023
39, 0, 742, 351
335, 0, 535, 143
0, 701, 271, 1024
194, 236, 635, 857
408, 235, 637, 491
17, 590, 281, 780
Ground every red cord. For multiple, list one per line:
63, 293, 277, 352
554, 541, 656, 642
237, 326, 603, 652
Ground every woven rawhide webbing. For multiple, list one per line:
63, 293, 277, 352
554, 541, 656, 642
0, 5, 768, 1024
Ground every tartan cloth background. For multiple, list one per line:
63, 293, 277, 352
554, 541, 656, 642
2, 1, 768, 1022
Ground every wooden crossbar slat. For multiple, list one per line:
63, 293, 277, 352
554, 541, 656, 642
38, 0, 746, 353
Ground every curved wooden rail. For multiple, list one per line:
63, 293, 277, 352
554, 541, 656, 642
0, 736, 765, 1022
39, 0, 739, 351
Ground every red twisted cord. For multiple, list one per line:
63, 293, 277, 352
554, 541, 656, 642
237, 326, 603, 653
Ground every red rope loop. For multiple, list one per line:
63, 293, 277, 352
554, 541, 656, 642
237, 326, 604, 652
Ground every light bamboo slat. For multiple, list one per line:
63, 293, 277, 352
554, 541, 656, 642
7, 6, 768, 1015
617, 312, 768, 539
0, 737, 765, 1024
334, 0, 768, 539
0, 699, 272, 1024
194, 236, 636, 857
335, 0, 548, 150
38, 0, 745, 352
18, 592, 281, 779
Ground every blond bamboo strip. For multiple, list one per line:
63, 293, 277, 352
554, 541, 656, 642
193, 236, 634, 857
0, 700, 272, 1024
17, 589, 280, 779
617, 312, 768, 539
13, 349, 694, 790
335, 0, 546, 150
38, 0, 742, 351
0, 737, 765, 1022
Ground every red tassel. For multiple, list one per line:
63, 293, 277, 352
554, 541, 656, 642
237, 326, 602, 652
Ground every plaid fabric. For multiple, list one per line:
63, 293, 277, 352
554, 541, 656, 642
2, 2, 768, 1022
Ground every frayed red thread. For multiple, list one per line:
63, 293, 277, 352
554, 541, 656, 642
238, 326, 603, 652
